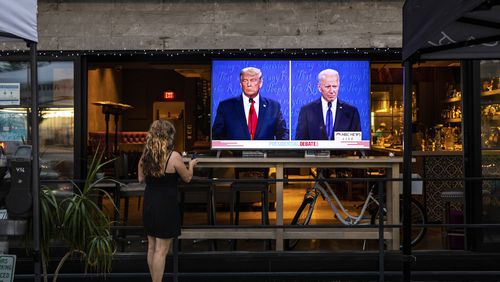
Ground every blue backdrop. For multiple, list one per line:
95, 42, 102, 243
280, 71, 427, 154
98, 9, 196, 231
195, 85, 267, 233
290, 60, 370, 140
211, 60, 290, 135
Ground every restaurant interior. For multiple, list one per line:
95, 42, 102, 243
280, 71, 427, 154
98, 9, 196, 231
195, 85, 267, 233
80, 58, 490, 252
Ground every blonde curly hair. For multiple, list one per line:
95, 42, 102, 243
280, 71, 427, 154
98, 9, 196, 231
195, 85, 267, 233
141, 120, 175, 177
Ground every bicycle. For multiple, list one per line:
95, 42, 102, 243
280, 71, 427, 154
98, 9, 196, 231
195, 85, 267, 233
286, 169, 427, 250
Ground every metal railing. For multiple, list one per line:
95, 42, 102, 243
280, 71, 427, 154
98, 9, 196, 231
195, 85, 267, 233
16, 175, 497, 281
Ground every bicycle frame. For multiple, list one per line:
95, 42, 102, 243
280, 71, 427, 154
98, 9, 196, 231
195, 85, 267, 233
292, 171, 426, 249
311, 171, 386, 225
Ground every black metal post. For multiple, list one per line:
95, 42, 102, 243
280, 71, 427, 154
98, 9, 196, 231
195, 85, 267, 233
461, 60, 482, 250
402, 60, 414, 282
113, 113, 119, 154
104, 111, 110, 157
113, 182, 121, 240
74, 56, 84, 180
377, 180, 385, 282
29, 41, 41, 282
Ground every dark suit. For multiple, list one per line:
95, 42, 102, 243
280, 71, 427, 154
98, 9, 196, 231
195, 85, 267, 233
295, 98, 361, 140
212, 95, 289, 140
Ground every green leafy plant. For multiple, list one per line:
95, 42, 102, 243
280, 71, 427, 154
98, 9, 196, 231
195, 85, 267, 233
40, 149, 119, 282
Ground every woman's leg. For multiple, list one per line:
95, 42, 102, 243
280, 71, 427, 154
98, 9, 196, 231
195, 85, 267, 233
147, 236, 156, 279
151, 238, 172, 282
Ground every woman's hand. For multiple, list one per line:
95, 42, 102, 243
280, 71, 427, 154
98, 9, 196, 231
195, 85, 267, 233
189, 158, 199, 168
175, 152, 198, 183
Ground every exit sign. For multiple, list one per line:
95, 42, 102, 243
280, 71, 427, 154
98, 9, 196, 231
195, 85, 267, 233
163, 91, 175, 100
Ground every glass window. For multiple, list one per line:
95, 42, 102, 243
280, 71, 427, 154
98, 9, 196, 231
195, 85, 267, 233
0, 59, 76, 263
38, 61, 74, 106
480, 59, 500, 244
0, 61, 30, 105
39, 108, 75, 179
0, 60, 76, 179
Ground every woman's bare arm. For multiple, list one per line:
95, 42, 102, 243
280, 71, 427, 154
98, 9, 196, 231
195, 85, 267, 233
172, 151, 198, 183
137, 155, 145, 183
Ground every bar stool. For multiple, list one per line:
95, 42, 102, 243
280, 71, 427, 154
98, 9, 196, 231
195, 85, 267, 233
178, 180, 217, 250
229, 182, 269, 226
120, 182, 145, 225
229, 168, 270, 250
117, 182, 146, 251
179, 181, 216, 226
440, 190, 464, 249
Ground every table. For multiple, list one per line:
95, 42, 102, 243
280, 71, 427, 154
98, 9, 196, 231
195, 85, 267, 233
92, 101, 133, 156
182, 156, 403, 251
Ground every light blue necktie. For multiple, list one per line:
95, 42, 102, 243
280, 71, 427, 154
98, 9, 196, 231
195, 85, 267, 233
326, 102, 333, 140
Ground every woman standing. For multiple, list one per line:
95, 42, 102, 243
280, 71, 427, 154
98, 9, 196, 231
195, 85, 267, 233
138, 120, 198, 282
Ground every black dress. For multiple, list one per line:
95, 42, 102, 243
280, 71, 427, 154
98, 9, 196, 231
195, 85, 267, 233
143, 153, 180, 239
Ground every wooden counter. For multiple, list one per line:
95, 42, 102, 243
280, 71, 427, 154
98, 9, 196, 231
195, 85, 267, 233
182, 156, 403, 250
412, 150, 462, 156
371, 145, 403, 154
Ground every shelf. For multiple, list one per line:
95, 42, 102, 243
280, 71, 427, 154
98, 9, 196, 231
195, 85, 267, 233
444, 118, 462, 123
482, 148, 500, 151
443, 97, 461, 103
482, 149, 500, 155
481, 89, 500, 96
371, 99, 403, 102
481, 100, 499, 105
371, 145, 402, 153
484, 115, 500, 121
373, 112, 402, 117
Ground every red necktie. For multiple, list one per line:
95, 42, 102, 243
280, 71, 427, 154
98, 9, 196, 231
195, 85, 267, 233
248, 98, 258, 140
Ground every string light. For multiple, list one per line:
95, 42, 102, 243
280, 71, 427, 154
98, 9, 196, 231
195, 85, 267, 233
0, 48, 402, 58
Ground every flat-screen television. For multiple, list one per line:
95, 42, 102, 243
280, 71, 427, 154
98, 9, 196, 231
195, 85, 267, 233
211, 60, 370, 150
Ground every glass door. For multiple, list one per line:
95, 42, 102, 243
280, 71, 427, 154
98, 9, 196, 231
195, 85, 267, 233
479, 60, 500, 247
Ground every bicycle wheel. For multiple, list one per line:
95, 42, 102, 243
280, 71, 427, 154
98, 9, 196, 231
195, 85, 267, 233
370, 197, 427, 247
285, 196, 315, 250
402, 198, 427, 247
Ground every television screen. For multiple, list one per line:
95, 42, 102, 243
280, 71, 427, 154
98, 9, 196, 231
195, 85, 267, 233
211, 60, 370, 150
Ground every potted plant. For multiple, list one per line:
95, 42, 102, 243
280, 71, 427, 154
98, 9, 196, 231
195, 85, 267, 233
40, 149, 118, 282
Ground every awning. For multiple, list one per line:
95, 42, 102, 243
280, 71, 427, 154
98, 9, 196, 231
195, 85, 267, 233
0, 0, 38, 43
403, 0, 500, 60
